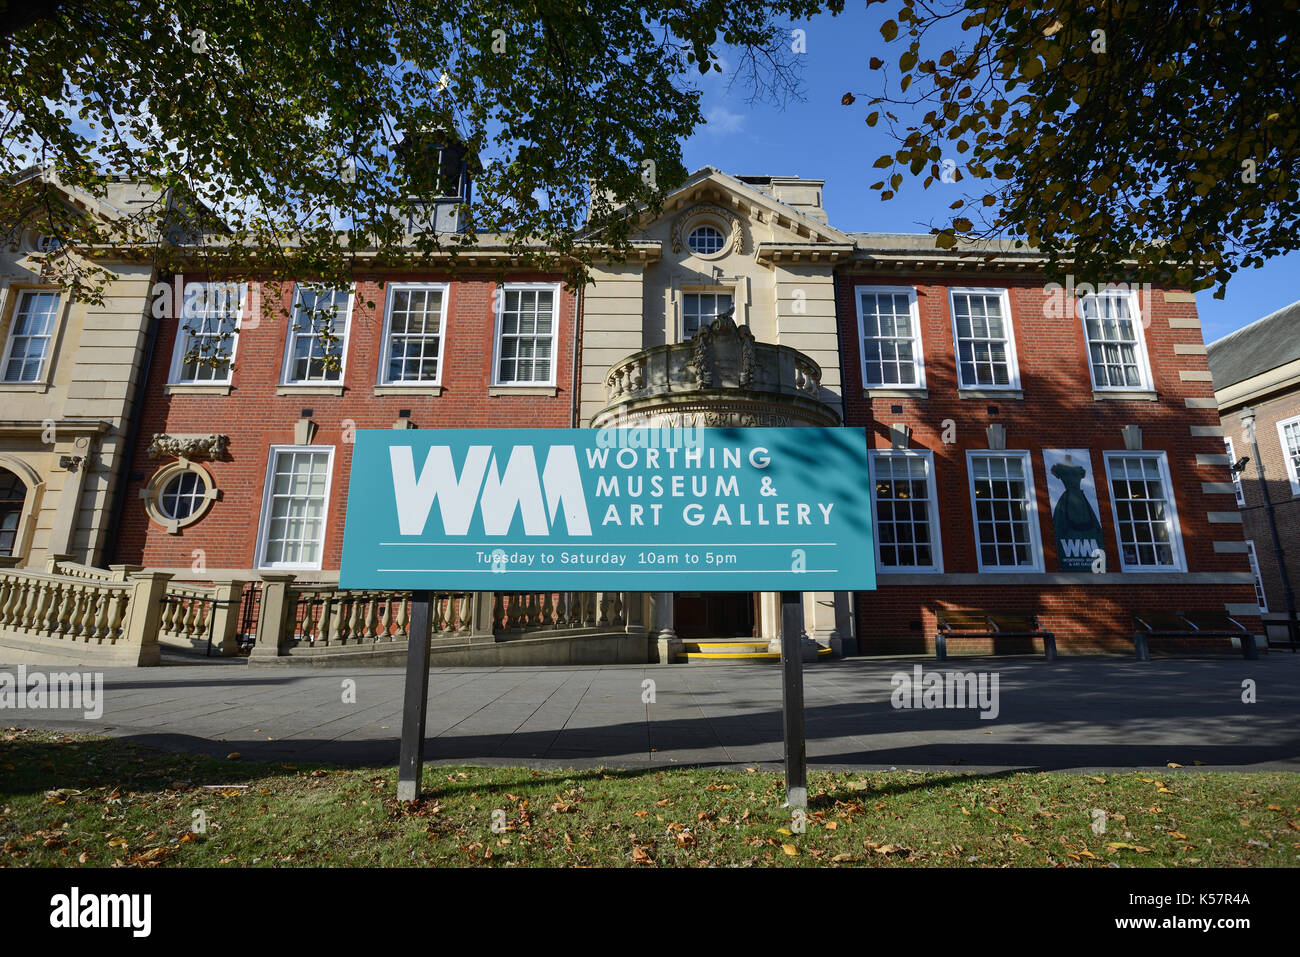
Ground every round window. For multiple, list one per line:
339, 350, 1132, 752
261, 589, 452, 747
687, 225, 726, 256
159, 471, 208, 520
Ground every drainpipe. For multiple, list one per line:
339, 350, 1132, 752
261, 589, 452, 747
100, 270, 162, 567
828, 268, 858, 655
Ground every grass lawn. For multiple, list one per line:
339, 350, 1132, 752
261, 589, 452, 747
2, 728, 1298, 867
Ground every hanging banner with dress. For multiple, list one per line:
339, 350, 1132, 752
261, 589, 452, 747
1042, 449, 1105, 571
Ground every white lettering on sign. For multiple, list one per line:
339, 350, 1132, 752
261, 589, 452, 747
390, 445, 592, 537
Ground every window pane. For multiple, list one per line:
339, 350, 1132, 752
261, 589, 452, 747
952, 292, 1014, 389
970, 454, 1036, 568
261, 450, 330, 567
1108, 454, 1178, 569
3, 291, 59, 382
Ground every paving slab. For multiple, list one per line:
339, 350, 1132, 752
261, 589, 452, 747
2, 655, 1298, 773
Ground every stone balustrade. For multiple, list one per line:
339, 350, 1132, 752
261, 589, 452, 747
592, 312, 838, 429
0, 566, 172, 666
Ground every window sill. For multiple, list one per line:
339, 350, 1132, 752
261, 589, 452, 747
1093, 389, 1157, 401
488, 385, 558, 396
0, 382, 49, 393
374, 385, 442, 396
165, 383, 233, 395
864, 387, 929, 399
276, 384, 345, 396
958, 388, 1024, 400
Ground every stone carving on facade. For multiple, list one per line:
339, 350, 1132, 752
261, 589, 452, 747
670, 203, 744, 255
148, 433, 230, 461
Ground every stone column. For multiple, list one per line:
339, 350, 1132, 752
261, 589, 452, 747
120, 570, 174, 667
650, 591, 681, 664
209, 580, 246, 656
469, 591, 497, 643
807, 590, 842, 656
760, 592, 782, 650
47, 448, 91, 562
623, 592, 647, 636
250, 573, 295, 660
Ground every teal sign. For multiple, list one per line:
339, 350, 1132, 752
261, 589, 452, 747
338, 427, 876, 591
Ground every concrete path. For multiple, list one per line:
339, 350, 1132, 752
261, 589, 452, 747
3, 655, 1298, 773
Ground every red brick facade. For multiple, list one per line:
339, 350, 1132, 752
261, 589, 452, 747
836, 272, 1259, 654
1220, 389, 1300, 621
113, 272, 576, 576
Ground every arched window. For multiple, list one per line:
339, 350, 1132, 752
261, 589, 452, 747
0, 469, 26, 557
687, 225, 726, 256
159, 471, 208, 521
142, 461, 219, 533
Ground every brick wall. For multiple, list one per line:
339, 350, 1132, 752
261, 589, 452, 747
1221, 388, 1300, 616
836, 271, 1258, 649
113, 272, 575, 575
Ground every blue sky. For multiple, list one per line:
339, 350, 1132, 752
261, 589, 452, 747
680, 5, 1297, 345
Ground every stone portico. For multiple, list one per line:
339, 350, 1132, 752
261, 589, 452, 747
592, 310, 853, 663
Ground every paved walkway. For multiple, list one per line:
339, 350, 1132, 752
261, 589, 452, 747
3, 655, 1298, 772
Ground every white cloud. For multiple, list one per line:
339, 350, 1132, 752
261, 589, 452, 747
704, 106, 745, 135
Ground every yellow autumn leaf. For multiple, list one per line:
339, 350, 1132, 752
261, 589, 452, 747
781, 844, 799, 856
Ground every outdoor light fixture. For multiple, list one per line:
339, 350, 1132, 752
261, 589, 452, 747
1231, 457, 1250, 474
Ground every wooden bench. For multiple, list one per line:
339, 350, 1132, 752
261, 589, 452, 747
934, 611, 1057, 662
1132, 610, 1258, 660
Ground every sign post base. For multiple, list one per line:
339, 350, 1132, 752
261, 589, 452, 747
397, 590, 432, 803
780, 590, 808, 808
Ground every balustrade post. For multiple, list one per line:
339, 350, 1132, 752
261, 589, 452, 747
469, 591, 497, 643
120, 571, 174, 667
209, 580, 246, 656
250, 573, 296, 660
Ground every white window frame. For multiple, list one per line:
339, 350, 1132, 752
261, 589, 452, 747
869, 449, 943, 573
949, 287, 1022, 391
280, 284, 355, 385
491, 282, 561, 387
167, 282, 245, 385
966, 449, 1044, 573
1225, 436, 1246, 506
1, 289, 61, 384
254, 445, 336, 571
378, 282, 450, 387
680, 286, 736, 342
1276, 414, 1300, 497
855, 285, 925, 389
1245, 540, 1268, 613
687, 225, 726, 256
1078, 287, 1154, 392
1102, 450, 1187, 572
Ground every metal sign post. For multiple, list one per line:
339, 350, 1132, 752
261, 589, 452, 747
396, 591, 432, 802
779, 590, 807, 808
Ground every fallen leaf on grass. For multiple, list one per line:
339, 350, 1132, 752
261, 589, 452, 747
1106, 842, 1151, 853
865, 841, 910, 857
781, 844, 799, 856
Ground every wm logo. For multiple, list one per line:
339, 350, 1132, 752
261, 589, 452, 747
1059, 539, 1099, 559
390, 445, 592, 537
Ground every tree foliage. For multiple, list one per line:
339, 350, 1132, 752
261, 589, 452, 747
0, 0, 838, 301
851, 0, 1299, 294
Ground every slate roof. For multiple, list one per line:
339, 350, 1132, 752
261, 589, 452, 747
1206, 299, 1300, 389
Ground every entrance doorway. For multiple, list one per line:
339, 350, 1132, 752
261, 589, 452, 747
674, 591, 756, 639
